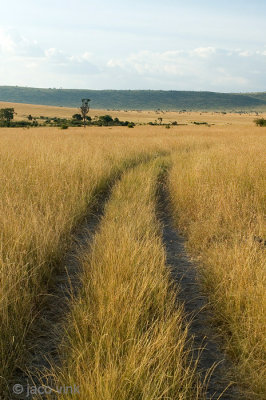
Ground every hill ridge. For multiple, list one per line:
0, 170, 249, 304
1, 86, 266, 110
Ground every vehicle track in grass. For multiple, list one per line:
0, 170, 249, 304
8, 155, 161, 400
156, 175, 245, 400
9, 187, 113, 399
9, 158, 244, 400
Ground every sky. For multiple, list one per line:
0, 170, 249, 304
0, 0, 265, 91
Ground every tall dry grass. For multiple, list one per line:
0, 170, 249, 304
1, 121, 264, 398
53, 160, 202, 400
168, 136, 266, 398
0, 128, 172, 395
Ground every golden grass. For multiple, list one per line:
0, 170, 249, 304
0, 111, 265, 398
1, 101, 265, 124
0, 127, 176, 395
53, 160, 201, 399
168, 135, 266, 398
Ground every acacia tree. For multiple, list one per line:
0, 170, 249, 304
0, 108, 15, 125
80, 99, 90, 127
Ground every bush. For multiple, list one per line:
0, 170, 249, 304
127, 123, 134, 128
0, 120, 33, 128
72, 113, 82, 121
98, 115, 113, 126
254, 118, 266, 127
60, 124, 68, 130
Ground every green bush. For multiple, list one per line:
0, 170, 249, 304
60, 124, 68, 130
72, 113, 82, 121
254, 118, 266, 127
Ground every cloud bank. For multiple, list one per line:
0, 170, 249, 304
1, 28, 266, 91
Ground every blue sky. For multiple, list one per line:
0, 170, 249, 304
0, 0, 265, 91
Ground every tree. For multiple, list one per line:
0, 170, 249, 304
72, 113, 82, 121
80, 98, 90, 127
27, 114, 33, 121
0, 108, 15, 125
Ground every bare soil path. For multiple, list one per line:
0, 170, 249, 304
156, 178, 245, 400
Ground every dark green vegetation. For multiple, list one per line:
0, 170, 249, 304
0, 108, 135, 128
0, 107, 39, 127
0, 108, 15, 125
254, 118, 266, 126
1, 86, 266, 110
44, 113, 135, 128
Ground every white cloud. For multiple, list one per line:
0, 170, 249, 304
106, 47, 266, 91
0, 28, 43, 57
0, 29, 16, 53
192, 47, 216, 58
0, 28, 266, 91
0, 29, 99, 84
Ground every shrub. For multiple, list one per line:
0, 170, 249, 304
98, 115, 113, 126
254, 118, 266, 127
72, 113, 82, 121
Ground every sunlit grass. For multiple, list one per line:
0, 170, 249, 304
53, 161, 202, 399
0, 128, 172, 395
0, 118, 265, 398
169, 137, 266, 398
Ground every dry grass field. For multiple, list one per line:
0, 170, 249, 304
0, 102, 265, 399
1, 101, 265, 125
53, 161, 202, 399
169, 135, 265, 396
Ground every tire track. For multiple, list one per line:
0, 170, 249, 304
8, 154, 165, 399
9, 186, 114, 399
6, 152, 169, 400
156, 176, 245, 400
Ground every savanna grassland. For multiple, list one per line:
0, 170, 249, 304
0, 103, 265, 399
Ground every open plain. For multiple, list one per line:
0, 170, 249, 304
0, 102, 265, 399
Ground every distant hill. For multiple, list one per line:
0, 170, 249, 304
1, 86, 266, 110
243, 92, 266, 103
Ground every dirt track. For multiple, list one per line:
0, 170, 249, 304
157, 178, 244, 399
10, 186, 113, 399
10, 166, 245, 399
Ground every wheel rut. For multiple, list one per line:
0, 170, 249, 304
156, 178, 245, 400
9, 185, 116, 399
8, 154, 166, 400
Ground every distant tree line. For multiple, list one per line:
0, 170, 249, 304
0, 108, 39, 127
71, 113, 133, 126
0, 108, 136, 129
